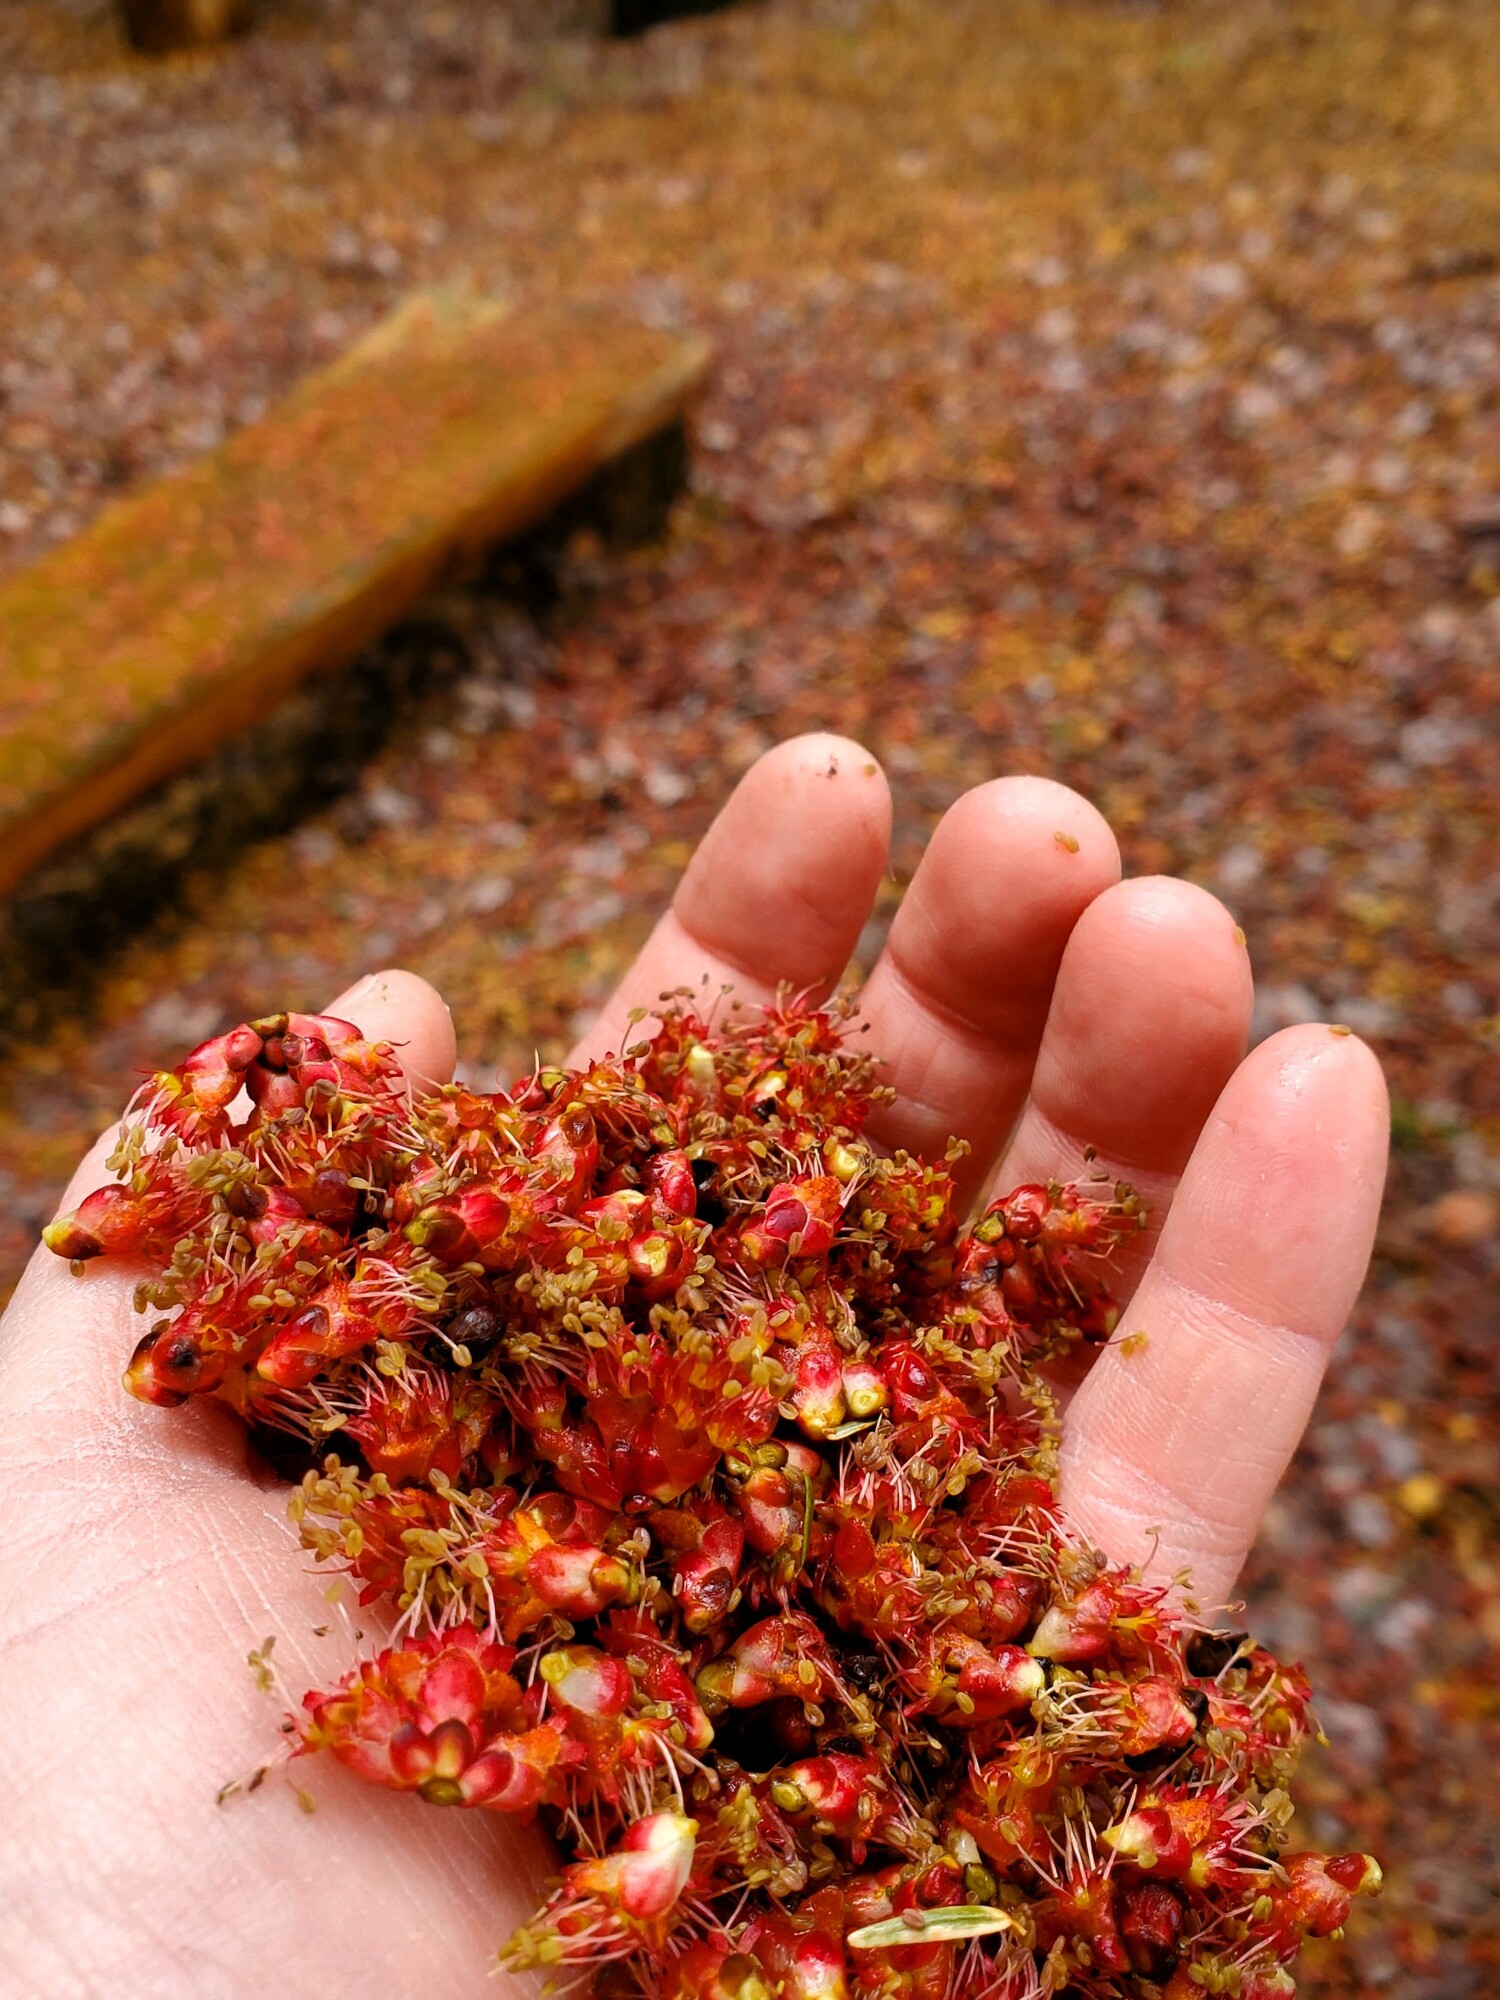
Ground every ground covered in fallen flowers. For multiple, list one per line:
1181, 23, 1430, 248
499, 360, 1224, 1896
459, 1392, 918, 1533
47, 1000, 1382, 1997
0, 2, 1496, 1995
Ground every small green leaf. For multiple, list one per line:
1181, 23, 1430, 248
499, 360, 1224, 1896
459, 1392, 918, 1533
847, 1907, 1016, 1950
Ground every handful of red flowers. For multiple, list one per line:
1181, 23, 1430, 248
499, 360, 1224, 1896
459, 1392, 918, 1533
47, 997, 1378, 1998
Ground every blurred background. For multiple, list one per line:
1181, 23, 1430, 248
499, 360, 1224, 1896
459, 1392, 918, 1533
0, 2, 1496, 1994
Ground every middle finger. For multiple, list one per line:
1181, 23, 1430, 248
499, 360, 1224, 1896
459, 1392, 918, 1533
856, 774, 1119, 1203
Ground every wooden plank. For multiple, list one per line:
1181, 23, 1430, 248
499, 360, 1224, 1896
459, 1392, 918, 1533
0, 293, 710, 901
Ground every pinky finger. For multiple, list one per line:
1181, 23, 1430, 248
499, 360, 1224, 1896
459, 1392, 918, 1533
1058, 1024, 1390, 1609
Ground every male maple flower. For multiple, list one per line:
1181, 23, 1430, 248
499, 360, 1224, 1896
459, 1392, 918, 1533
48, 998, 1379, 1994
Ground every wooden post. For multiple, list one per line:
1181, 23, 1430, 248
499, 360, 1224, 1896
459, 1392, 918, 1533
611, 0, 739, 35
119, 0, 257, 56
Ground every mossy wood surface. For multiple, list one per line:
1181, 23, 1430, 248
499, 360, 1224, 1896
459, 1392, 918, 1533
0, 295, 710, 901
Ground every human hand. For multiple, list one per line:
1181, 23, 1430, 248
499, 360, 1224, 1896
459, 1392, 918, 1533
0, 734, 1388, 1999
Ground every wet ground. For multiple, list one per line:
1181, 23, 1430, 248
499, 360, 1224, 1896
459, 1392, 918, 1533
1, 1, 1497, 1992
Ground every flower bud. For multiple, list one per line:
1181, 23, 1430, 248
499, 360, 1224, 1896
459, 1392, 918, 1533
178, 1022, 265, 1116
788, 1340, 847, 1438
540, 1646, 633, 1720
840, 1356, 888, 1418
663, 1946, 773, 2000
570, 1811, 698, 1923
124, 1322, 228, 1403
781, 1752, 884, 1837
525, 1541, 634, 1618
672, 1517, 744, 1634
256, 1286, 377, 1388
44, 1184, 150, 1261
643, 1148, 697, 1218
697, 1614, 830, 1715
740, 1176, 843, 1264
627, 1223, 697, 1299
1119, 1879, 1185, 1976
533, 1106, 599, 1207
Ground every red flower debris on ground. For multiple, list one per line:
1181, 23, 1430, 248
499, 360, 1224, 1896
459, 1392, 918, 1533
48, 998, 1381, 1997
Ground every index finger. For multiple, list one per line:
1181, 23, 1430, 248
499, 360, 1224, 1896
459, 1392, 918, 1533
568, 733, 891, 1065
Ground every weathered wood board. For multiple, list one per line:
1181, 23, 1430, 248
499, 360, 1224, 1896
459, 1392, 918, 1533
0, 293, 710, 901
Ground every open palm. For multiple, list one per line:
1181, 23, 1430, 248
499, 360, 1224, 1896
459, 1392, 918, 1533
0, 734, 1388, 2000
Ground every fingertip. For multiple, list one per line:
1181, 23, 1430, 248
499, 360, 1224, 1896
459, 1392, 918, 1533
1228, 1021, 1391, 1158
672, 733, 892, 988
1161, 1019, 1390, 1339
1255, 1018, 1391, 1091
781, 731, 893, 858
768, 731, 890, 786
721, 732, 893, 856
326, 967, 457, 1088
1001, 874, 1255, 1197
1066, 873, 1254, 1042
889, 774, 1120, 1028
1256, 1019, 1393, 1206
1096, 871, 1247, 950
949, 772, 1118, 868
929, 773, 1120, 909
